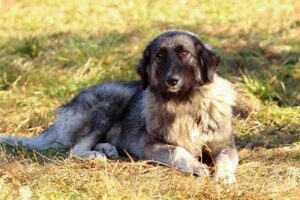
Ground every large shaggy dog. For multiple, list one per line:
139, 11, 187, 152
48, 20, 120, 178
0, 30, 238, 184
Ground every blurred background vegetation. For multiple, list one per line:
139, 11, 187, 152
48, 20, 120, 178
0, 0, 299, 199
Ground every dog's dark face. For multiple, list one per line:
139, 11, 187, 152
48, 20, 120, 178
137, 31, 220, 98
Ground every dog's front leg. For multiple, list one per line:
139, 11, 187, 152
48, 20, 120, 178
208, 134, 239, 184
144, 143, 209, 176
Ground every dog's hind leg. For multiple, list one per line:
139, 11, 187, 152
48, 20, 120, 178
71, 141, 119, 160
69, 83, 138, 159
94, 143, 119, 159
71, 132, 108, 160
70, 107, 125, 159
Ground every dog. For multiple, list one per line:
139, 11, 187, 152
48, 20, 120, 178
0, 30, 238, 184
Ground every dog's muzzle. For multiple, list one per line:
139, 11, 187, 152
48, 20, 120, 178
165, 75, 182, 92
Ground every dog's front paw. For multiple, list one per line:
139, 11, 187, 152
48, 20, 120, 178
214, 171, 236, 185
177, 160, 210, 176
192, 163, 210, 177
173, 147, 210, 177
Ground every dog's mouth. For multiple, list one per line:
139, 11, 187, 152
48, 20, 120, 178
167, 86, 181, 93
165, 78, 182, 93
166, 84, 192, 95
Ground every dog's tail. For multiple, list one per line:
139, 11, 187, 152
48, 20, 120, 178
0, 125, 61, 150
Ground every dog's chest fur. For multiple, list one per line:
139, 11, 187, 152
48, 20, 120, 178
144, 76, 235, 156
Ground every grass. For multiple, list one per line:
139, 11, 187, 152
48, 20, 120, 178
0, 0, 299, 199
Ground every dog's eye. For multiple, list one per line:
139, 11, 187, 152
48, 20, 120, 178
157, 52, 164, 58
178, 50, 189, 57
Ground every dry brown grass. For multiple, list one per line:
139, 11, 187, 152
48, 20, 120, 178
0, 145, 299, 199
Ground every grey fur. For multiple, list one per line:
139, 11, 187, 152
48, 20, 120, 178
0, 30, 238, 184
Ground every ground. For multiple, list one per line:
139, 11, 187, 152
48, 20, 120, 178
0, 0, 299, 199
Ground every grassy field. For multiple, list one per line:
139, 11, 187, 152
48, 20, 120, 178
0, 0, 299, 199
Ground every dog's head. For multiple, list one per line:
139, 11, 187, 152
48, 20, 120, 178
137, 30, 220, 97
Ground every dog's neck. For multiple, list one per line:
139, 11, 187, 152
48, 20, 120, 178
143, 85, 210, 154
148, 87, 199, 104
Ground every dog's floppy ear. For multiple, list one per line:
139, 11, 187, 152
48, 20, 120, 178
136, 43, 152, 90
195, 41, 221, 83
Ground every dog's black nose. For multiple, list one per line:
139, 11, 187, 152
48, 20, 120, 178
166, 76, 180, 87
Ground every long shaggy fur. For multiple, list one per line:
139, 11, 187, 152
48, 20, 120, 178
0, 30, 238, 184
